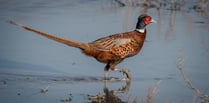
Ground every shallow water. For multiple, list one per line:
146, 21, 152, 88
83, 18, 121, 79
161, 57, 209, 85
0, 0, 209, 103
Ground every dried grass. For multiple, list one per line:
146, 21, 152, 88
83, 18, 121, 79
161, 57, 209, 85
137, 49, 209, 103
177, 49, 209, 103
139, 80, 161, 103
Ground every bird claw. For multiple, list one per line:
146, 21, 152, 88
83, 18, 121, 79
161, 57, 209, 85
116, 69, 131, 80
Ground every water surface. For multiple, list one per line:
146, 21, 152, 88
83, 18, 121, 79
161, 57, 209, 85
0, 0, 209, 103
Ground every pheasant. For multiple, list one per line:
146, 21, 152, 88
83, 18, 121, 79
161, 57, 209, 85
7, 14, 155, 80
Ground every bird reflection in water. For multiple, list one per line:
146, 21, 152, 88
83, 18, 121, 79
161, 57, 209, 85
89, 80, 131, 103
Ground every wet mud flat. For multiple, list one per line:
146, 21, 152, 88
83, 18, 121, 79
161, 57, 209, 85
0, 0, 209, 103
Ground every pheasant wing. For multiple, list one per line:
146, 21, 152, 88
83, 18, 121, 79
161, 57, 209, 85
89, 33, 139, 58
110, 39, 138, 58
89, 37, 116, 51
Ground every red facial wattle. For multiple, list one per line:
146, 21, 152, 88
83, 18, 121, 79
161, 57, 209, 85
143, 17, 152, 25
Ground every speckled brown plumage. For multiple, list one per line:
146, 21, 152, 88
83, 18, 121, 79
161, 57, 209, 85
86, 31, 146, 62
7, 14, 155, 80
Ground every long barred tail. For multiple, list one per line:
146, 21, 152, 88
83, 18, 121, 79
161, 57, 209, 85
7, 20, 89, 50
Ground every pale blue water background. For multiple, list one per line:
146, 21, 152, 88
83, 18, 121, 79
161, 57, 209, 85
0, 0, 208, 103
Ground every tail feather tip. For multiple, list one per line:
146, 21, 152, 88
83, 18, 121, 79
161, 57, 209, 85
6, 20, 22, 27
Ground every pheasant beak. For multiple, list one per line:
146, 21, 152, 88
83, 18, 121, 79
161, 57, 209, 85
150, 18, 156, 23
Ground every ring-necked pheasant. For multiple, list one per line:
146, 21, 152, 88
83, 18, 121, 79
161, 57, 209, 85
7, 14, 155, 80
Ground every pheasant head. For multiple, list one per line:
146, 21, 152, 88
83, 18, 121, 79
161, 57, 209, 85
136, 14, 155, 33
